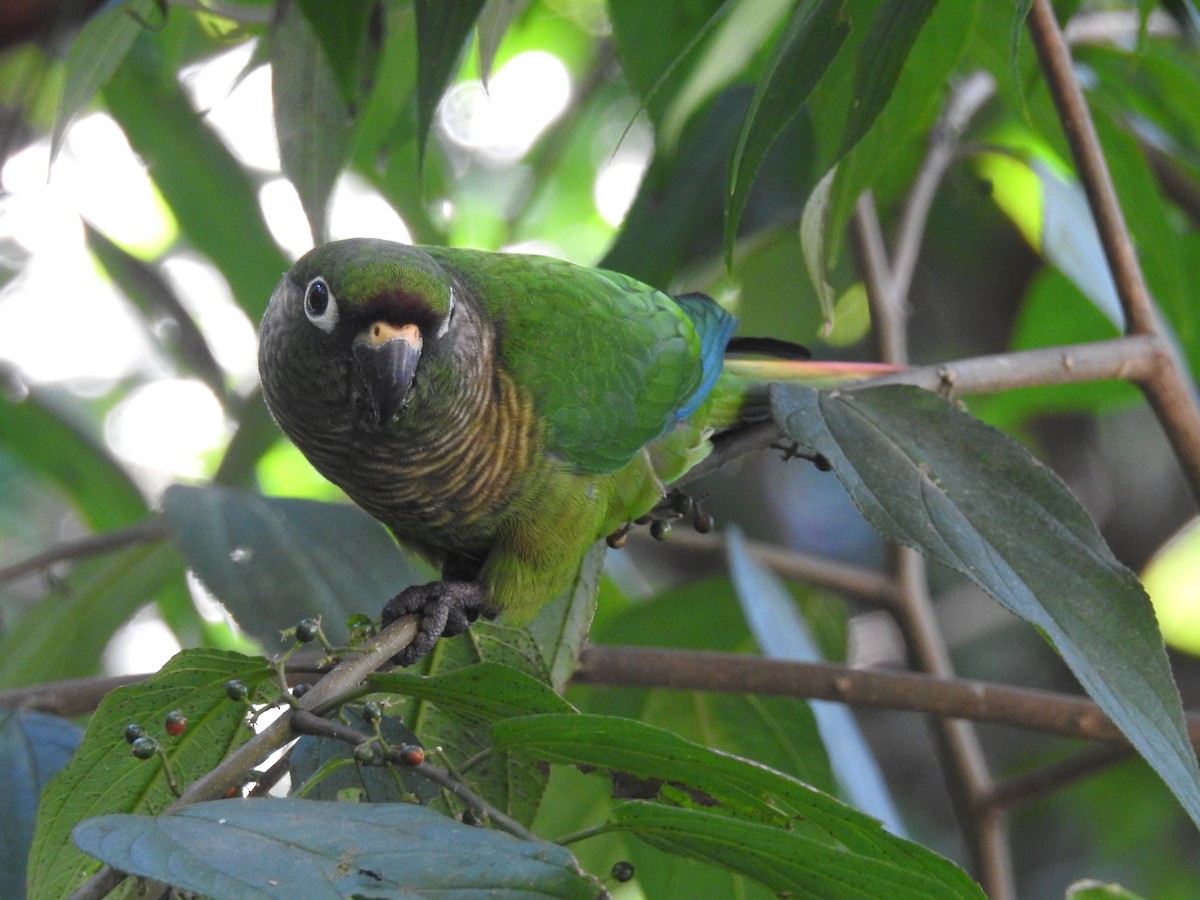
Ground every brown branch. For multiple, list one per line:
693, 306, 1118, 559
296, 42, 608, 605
1028, 0, 1200, 507
0, 517, 170, 586
575, 644, 1200, 749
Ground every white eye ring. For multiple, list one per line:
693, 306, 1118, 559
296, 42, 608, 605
303, 277, 338, 333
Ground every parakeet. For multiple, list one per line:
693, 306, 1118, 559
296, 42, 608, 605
258, 238, 859, 663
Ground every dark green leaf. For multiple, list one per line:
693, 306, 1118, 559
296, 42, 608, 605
0, 711, 82, 899
73, 798, 599, 899
609, 0, 729, 126
493, 712, 983, 895
29, 649, 274, 900
162, 483, 428, 647
477, 0, 528, 86
370, 662, 574, 726
838, 0, 937, 157
824, 0, 979, 270
725, 0, 848, 261
771, 384, 1200, 830
612, 802, 978, 899
0, 541, 186, 689
272, 1, 356, 245
104, 35, 289, 319
415, 0, 487, 163
294, 0, 379, 110
84, 223, 229, 404
0, 374, 147, 532
51, 0, 156, 161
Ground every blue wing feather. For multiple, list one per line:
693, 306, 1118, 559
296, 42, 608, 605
672, 292, 736, 420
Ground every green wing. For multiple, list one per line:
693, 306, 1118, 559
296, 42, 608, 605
427, 247, 704, 474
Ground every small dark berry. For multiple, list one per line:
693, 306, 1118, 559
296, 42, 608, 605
124, 723, 147, 744
670, 492, 694, 514
225, 680, 249, 701
295, 617, 321, 643
650, 520, 671, 541
165, 710, 187, 737
611, 860, 635, 883
291, 683, 312, 699
354, 741, 379, 764
361, 701, 383, 723
398, 744, 425, 766
130, 736, 159, 760
606, 531, 628, 549
693, 511, 714, 534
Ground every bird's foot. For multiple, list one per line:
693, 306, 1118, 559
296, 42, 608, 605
381, 580, 492, 666
770, 440, 831, 471
605, 489, 714, 548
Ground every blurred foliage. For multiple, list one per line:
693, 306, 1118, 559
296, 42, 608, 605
1, 0, 1199, 897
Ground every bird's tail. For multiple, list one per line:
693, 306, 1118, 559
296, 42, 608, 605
706, 355, 902, 429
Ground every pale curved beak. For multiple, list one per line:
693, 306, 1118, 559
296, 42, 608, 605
353, 322, 422, 425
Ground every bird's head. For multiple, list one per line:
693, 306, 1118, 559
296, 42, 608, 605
259, 239, 461, 432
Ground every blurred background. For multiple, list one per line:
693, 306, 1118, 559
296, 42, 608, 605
2, 1, 1200, 896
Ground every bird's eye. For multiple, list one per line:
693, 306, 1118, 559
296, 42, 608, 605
304, 278, 338, 332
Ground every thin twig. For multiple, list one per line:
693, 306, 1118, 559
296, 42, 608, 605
637, 528, 900, 609
0, 517, 170, 586
1027, 0, 1200, 506
289, 710, 540, 841
852, 68, 1013, 898
574, 645, 1200, 748
985, 744, 1132, 812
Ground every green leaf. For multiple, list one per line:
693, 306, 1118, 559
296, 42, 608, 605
104, 35, 289, 319
612, 802, 977, 899
51, 0, 156, 161
523, 542, 604, 692
477, 0, 528, 86
824, 0, 979, 270
837, 0, 937, 158
800, 165, 838, 330
0, 711, 82, 899
415, 0, 487, 163
84, 223, 229, 404
161, 484, 429, 647
492, 713, 982, 896
0, 541, 185, 689
73, 798, 599, 899
272, 1, 356, 245
29, 649, 274, 900
725, 0, 848, 261
371, 662, 574, 726
0, 375, 147, 532
294, 0, 379, 110
771, 384, 1200, 831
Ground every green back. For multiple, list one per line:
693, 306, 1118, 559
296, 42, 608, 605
425, 247, 704, 474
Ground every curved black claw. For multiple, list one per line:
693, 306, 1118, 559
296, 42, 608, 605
381, 580, 491, 666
